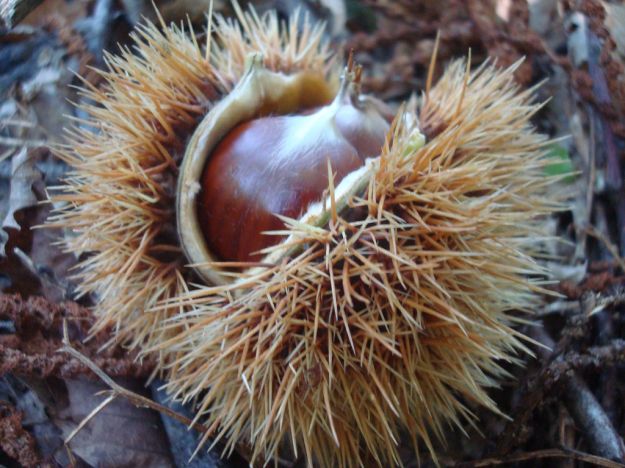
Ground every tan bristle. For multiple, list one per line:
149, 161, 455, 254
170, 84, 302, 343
48, 5, 562, 467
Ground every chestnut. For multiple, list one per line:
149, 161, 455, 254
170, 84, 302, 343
50, 6, 561, 467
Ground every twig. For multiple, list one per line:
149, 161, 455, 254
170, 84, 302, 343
452, 447, 625, 467
586, 225, 625, 273
562, 377, 625, 462
58, 320, 210, 434
496, 326, 625, 461
534, 328, 625, 462
64, 393, 116, 444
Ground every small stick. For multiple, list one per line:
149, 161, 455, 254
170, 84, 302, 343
561, 378, 625, 462
535, 327, 625, 462
64, 393, 116, 444
452, 447, 625, 468
58, 321, 258, 463
58, 320, 210, 434
586, 225, 625, 274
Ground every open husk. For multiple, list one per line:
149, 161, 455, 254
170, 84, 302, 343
48, 5, 561, 467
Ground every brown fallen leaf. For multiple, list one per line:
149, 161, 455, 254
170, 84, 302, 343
55, 378, 175, 468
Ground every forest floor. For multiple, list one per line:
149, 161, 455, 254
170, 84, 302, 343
1, 0, 625, 467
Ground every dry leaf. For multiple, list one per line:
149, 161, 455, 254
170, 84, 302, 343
56, 379, 175, 468
0, 148, 40, 257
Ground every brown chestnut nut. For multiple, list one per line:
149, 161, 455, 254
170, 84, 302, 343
198, 75, 389, 262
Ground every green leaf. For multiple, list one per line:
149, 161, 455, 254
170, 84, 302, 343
544, 144, 576, 183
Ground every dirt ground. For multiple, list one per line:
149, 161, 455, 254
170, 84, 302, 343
1, 0, 625, 466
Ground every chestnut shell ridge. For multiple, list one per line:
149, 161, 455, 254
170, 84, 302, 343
198, 67, 389, 262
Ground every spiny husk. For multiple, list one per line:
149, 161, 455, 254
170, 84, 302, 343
49, 4, 562, 466
153, 60, 560, 466
46, 6, 333, 361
